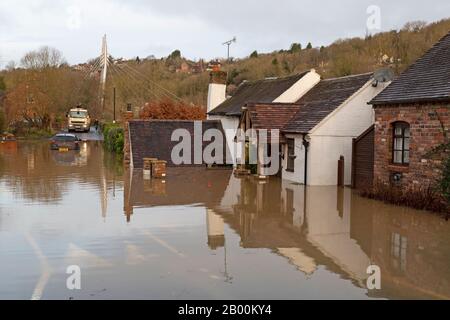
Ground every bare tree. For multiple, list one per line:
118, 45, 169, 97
5, 61, 16, 71
402, 21, 427, 33
21, 46, 66, 70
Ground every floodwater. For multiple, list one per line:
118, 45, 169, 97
0, 141, 449, 300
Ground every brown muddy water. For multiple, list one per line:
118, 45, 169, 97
0, 141, 449, 300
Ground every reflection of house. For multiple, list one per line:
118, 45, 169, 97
207, 70, 321, 165
350, 195, 450, 299
300, 186, 371, 283
123, 167, 232, 222
206, 209, 225, 250
369, 31, 450, 189
218, 176, 371, 281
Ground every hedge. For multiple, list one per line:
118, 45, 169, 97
102, 123, 124, 155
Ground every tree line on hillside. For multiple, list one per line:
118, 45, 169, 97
0, 47, 100, 135
109, 18, 450, 107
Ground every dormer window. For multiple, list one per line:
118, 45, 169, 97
393, 122, 410, 165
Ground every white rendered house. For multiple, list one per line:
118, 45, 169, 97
281, 73, 390, 186
207, 70, 321, 165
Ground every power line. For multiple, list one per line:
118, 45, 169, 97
109, 61, 164, 102
122, 64, 186, 103
108, 63, 144, 101
112, 62, 166, 101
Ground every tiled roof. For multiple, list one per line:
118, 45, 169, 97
208, 72, 309, 117
129, 120, 229, 168
246, 103, 301, 130
283, 73, 373, 134
370, 31, 450, 105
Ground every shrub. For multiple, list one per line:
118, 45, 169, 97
139, 99, 205, 120
0, 109, 5, 133
359, 180, 448, 216
103, 123, 124, 155
440, 156, 450, 205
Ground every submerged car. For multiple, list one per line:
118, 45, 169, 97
50, 133, 81, 151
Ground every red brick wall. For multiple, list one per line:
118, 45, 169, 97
374, 103, 450, 187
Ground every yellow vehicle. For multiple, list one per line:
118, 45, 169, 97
67, 108, 91, 133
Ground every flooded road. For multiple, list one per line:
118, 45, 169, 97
1, 142, 449, 300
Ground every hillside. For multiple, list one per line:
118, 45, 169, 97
109, 18, 450, 112
1, 18, 450, 129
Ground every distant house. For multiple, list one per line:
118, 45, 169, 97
207, 70, 321, 165
206, 60, 222, 72
281, 73, 389, 186
369, 31, 450, 189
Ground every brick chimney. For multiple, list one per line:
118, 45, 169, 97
207, 71, 227, 115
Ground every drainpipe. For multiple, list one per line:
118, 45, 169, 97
302, 135, 311, 185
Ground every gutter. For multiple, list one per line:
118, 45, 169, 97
302, 135, 310, 186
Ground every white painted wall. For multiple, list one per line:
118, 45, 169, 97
282, 80, 389, 186
307, 80, 388, 186
274, 69, 321, 103
208, 70, 321, 167
207, 83, 226, 113
208, 115, 241, 165
282, 134, 306, 184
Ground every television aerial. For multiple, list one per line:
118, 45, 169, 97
223, 37, 237, 61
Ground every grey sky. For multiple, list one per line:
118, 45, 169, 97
1, 0, 450, 67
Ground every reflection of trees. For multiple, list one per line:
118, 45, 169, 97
0, 141, 123, 204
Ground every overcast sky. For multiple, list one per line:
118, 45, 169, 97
1, 0, 450, 67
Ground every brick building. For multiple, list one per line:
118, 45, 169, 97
369, 31, 450, 188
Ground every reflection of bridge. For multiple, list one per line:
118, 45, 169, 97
124, 169, 450, 299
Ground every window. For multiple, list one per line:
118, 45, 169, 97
287, 139, 295, 172
393, 122, 410, 165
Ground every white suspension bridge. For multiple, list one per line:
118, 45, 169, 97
78, 35, 188, 120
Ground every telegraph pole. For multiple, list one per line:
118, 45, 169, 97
113, 87, 116, 123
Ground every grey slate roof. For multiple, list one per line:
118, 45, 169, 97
283, 73, 373, 134
129, 120, 230, 168
208, 72, 309, 117
370, 31, 450, 105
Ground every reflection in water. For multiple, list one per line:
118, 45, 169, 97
1, 141, 449, 299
